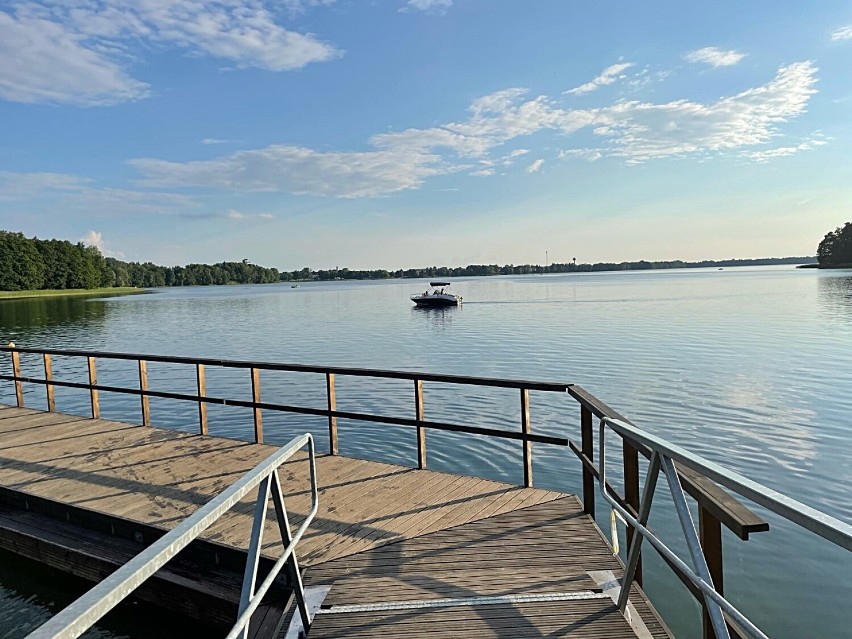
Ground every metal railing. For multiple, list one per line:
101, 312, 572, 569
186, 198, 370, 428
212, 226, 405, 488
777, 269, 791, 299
598, 416, 852, 639
3, 343, 778, 639
24, 433, 319, 639
568, 385, 772, 638
1, 344, 570, 488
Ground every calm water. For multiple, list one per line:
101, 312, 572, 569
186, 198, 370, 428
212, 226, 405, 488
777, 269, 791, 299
1, 266, 851, 638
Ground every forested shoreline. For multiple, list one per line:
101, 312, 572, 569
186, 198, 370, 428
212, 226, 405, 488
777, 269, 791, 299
0, 231, 280, 291
0, 230, 816, 292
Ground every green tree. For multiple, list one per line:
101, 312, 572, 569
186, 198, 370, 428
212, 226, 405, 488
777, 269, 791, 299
818, 223, 852, 267
0, 231, 45, 290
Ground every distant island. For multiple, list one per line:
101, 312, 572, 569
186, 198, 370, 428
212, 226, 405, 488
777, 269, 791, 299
0, 229, 817, 294
816, 222, 852, 268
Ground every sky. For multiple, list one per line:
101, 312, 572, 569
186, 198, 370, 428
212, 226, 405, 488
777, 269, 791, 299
0, 0, 850, 270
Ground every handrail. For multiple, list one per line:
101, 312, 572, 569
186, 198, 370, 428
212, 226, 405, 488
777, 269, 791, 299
3, 342, 775, 637
0, 345, 569, 392
603, 417, 852, 552
1, 343, 574, 487
25, 433, 319, 639
598, 417, 852, 639
569, 384, 768, 537
0, 372, 568, 446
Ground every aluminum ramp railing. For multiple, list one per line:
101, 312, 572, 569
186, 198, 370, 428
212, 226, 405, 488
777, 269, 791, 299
25, 433, 319, 639
598, 417, 852, 639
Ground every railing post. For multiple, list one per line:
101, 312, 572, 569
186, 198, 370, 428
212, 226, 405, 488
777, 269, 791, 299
327, 373, 338, 455
43, 353, 55, 412
87, 356, 99, 419
196, 364, 208, 436
623, 439, 642, 585
700, 505, 725, 639
138, 360, 151, 427
581, 405, 595, 517
415, 379, 426, 469
521, 388, 532, 487
10, 344, 23, 408
251, 367, 263, 444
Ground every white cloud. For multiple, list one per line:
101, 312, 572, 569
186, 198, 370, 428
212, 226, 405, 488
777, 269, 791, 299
565, 62, 634, 95
402, 0, 453, 13
591, 61, 818, 163
78, 229, 123, 257
0, 11, 149, 105
526, 159, 544, 173
684, 47, 746, 68
202, 138, 229, 145
0, 1, 340, 105
64, 187, 199, 216
0, 171, 91, 199
224, 209, 275, 220
831, 25, 852, 41
128, 60, 820, 196
130, 144, 449, 198
559, 149, 603, 162
741, 135, 828, 162
80, 230, 104, 249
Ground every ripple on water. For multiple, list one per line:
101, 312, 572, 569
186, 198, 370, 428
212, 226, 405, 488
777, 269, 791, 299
1, 268, 851, 638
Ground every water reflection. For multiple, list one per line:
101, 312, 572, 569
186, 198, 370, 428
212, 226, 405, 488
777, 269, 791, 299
0, 296, 110, 341
817, 273, 852, 323
1, 269, 851, 639
410, 305, 459, 331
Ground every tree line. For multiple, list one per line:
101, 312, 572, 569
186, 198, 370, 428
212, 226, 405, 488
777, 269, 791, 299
817, 222, 852, 267
0, 231, 280, 291
302, 256, 814, 281
0, 229, 818, 292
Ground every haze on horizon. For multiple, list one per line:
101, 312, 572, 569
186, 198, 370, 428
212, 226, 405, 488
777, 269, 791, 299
1, 1, 850, 271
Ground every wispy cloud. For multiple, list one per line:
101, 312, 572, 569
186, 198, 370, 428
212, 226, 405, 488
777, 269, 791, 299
565, 62, 634, 95
595, 61, 818, 163
0, 171, 91, 199
526, 159, 544, 173
0, 171, 201, 217
402, 0, 453, 14
831, 25, 852, 41
131, 144, 451, 198
741, 134, 828, 162
125, 60, 820, 196
202, 138, 229, 145
559, 148, 603, 162
0, 12, 149, 105
0, 1, 340, 106
684, 47, 746, 68
224, 209, 275, 220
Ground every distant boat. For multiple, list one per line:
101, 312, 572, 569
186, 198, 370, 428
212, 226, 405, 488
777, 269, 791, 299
291, 284, 300, 288
411, 282, 462, 308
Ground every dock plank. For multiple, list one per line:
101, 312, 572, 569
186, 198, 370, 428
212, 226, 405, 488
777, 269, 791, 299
0, 406, 672, 638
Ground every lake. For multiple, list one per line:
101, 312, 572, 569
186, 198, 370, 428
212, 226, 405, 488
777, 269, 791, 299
1, 266, 851, 638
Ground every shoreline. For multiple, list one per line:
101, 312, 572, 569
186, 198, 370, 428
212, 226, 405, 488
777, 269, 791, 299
0, 287, 144, 301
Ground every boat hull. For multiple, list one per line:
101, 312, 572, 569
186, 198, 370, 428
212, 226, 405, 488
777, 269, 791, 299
411, 295, 460, 308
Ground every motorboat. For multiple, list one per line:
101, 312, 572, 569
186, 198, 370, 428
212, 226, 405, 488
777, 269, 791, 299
411, 282, 462, 308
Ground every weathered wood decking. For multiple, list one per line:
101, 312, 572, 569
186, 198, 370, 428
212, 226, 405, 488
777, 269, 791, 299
0, 404, 672, 638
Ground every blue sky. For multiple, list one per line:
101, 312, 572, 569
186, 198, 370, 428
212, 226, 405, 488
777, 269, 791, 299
1, 0, 850, 269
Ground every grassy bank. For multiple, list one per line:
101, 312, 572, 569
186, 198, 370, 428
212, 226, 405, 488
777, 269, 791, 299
0, 287, 143, 300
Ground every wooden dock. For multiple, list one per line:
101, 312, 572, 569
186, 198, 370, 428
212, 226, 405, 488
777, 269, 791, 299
0, 404, 671, 638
